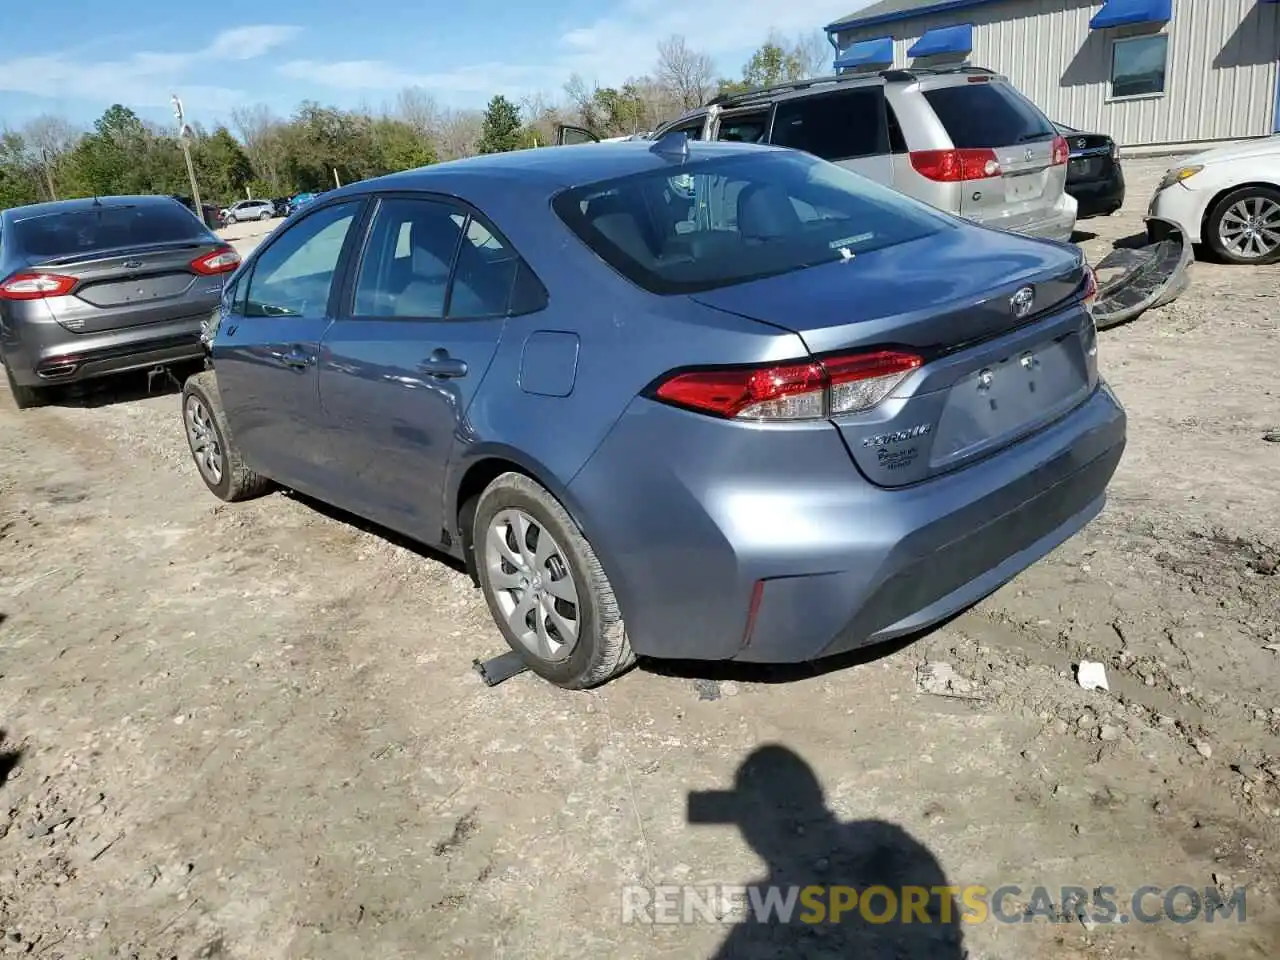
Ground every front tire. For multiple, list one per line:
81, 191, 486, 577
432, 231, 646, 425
181, 371, 272, 502
4, 363, 47, 410
1205, 186, 1280, 265
473, 472, 634, 689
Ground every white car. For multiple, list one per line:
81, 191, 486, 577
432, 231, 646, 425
220, 199, 276, 224
1148, 135, 1280, 265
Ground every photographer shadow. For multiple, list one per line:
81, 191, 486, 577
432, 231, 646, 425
692, 744, 965, 959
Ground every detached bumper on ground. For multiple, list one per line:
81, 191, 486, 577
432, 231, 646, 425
569, 383, 1127, 665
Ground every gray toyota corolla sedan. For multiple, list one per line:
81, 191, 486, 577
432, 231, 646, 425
1, 195, 240, 408
181, 137, 1126, 689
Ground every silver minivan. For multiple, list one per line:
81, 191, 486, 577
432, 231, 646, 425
559, 66, 1077, 242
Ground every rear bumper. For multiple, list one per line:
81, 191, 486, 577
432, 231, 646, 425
569, 382, 1126, 664
976, 192, 1078, 244
2, 313, 207, 387
1066, 166, 1126, 219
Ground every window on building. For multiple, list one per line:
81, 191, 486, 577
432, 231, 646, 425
1110, 34, 1168, 99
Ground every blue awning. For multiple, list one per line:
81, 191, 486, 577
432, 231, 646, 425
908, 24, 974, 58
833, 36, 894, 70
1089, 0, 1172, 29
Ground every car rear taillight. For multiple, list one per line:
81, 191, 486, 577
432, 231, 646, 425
652, 350, 923, 421
191, 247, 240, 275
0, 272, 77, 300
909, 148, 1002, 182
1081, 264, 1097, 308
1051, 135, 1069, 166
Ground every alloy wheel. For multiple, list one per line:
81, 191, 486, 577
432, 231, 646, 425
1218, 195, 1280, 260
485, 508, 581, 662
185, 395, 224, 485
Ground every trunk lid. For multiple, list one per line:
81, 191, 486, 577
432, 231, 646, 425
690, 227, 1098, 487
1063, 132, 1115, 183
29, 241, 228, 335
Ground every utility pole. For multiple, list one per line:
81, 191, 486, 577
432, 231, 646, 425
39, 148, 57, 201
171, 94, 204, 224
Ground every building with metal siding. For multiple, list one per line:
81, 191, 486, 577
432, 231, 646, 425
825, 0, 1280, 150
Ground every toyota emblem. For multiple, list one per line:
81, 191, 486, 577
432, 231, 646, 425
1010, 286, 1035, 319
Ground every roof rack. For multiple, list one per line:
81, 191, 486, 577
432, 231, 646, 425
880, 65, 999, 81
704, 64, 999, 108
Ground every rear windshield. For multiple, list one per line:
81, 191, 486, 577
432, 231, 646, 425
551, 151, 948, 295
923, 82, 1056, 149
14, 202, 210, 260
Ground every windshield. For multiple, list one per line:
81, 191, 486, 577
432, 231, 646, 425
14, 202, 211, 260
551, 151, 949, 295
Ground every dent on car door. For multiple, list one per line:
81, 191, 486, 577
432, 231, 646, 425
211, 199, 365, 493
316, 194, 545, 544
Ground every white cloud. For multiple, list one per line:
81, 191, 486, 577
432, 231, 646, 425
205, 25, 301, 61
0, 25, 301, 114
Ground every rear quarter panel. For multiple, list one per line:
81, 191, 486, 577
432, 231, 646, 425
436, 178, 812, 538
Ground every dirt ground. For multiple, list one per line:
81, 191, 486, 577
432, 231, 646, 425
2, 157, 1278, 959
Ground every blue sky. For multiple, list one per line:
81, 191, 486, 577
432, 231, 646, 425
0, 0, 869, 131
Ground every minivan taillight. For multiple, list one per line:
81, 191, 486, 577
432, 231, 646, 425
0, 272, 77, 300
191, 247, 240, 275
1051, 135, 1070, 166
652, 350, 923, 421
909, 148, 1002, 182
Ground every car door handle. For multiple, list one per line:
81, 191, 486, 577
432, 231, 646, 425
281, 347, 313, 370
418, 350, 468, 379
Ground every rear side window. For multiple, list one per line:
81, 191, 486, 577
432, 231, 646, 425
13, 201, 211, 260
770, 88, 889, 162
353, 196, 545, 320
922, 82, 1056, 148
717, 111, 770, 144
552, 150, 947, 295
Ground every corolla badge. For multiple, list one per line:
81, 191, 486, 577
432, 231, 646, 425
122, 259, 143, 269
1024, 147, 1034, 161
1010, 285, 1036, 319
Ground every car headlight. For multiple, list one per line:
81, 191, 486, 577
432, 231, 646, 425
1156, 165, 1203, 191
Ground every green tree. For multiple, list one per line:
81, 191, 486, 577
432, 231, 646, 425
195, 127, 254, 201
371, 117, 436, 172
477, 95, 522, 154
0, 131, 42, 209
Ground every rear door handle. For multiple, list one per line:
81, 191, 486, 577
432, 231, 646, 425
419, 349, 468, 379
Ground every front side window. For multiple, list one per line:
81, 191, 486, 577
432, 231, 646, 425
770, 88, 889, 162
1111, 34, 1168, 99
552, 150, 948, 295
244, 201, 360, 317
353, 196, 545, 319
716, 111, 770, 144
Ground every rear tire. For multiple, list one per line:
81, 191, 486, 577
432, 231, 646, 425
181, 371, 272, 502
473, 472, 635, 689
258, 210, 271, 221
4, 363, 47, 410
1205, 185, 1280, 265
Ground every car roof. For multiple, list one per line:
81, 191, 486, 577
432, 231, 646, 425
3, 194, 183, 223
332, 139, 789, 199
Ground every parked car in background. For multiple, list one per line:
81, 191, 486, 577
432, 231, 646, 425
1, 195, 239, 408
181, 140, 1123, 690
1147, 134, 1280, 265
1054, 122, 1124, 219
270, 197, 290, 218
220, 199, 275, 224
287, 192, 322, 215
170, 194, 221, 229
559, 66, 1076, 243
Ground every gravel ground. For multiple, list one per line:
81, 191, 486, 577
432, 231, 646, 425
1, 156, 1278, 960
